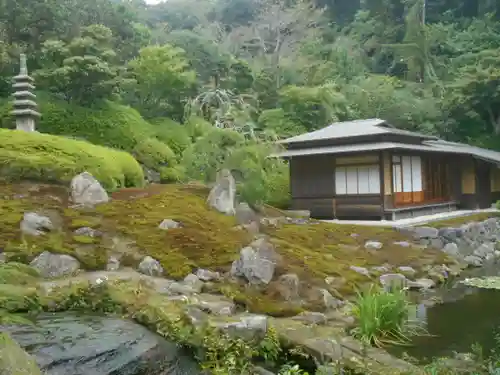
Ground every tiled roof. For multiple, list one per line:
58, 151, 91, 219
278, 119, 438, 144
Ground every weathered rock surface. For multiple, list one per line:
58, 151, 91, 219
207, 169, 236, 215
231, 238, 280, 284
74, 226, 101, 237
365, 240, 383, 250
158, 219, 181, 230
217, 314, 268, 341
30, 251, 80, 278
138, 256, 163, 276
195, 268, 220, 282
3, 313, 200, 375
235, 202, 258, 225
70, 172, 109, 206
20, 212, 53, 236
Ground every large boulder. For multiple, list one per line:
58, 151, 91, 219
137, 256, 163, 277
30, 251, 80, 278
231, 238, 280, 284
70, 172, 109, 206
207, 169, 236, 215
3, 313, 201, 375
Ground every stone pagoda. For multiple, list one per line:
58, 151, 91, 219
10, 54, 40, 132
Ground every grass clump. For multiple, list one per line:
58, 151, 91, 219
351, 286, 417, 347
0, 129, 144, 190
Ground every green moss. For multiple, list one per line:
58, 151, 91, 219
0, 333, 42, 375
0, 129, 144, 190
425, 212, 500, 228
97, 184, 251, 278
0, 284, 38, 311
72, 235, 98, 244
68, 216, 102, 230
0, 263, 39, 285
263, 222, 451, 296
214, 283, 304, 317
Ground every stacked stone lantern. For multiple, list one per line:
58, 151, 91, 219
10, 54, 40, 132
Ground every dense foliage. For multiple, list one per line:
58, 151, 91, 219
0, 0, 498, 204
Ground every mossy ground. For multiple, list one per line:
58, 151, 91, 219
424, 212, 500, 229
0, 182, 457, 315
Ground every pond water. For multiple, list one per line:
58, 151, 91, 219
388, 262, 500, 363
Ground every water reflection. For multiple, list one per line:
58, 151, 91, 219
389, 263, 500, 363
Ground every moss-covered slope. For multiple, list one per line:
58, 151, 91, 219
0, 182, 454, 290
0, 129, 144, 190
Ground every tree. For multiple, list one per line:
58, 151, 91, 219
230, 0, 325, 88
125, 44, 197, 120
444, 49, 500, 146
35, 24, 124, 105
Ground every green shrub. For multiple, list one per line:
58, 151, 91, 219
351, 285, 418, 347
150, 118, 192, 158
0, 94, 184, 172
0, 129, 144, 190
35, 97, 155, 151
160, 165, 186, 183
224, 143, 290, 208
184, 115, 213, 141
132, 137, 176, 170
181, 127, 245, 182
257, 108, 304, 138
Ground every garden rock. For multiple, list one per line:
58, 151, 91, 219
442, 242, 460, 257
30, 251, 80, 278
408, 278, 436, 289
158, 219, 181, 230
349, 265, 370, 277
106, 256, 120, 271
235, 202, 258, 225
220, 314, 268, 341
473, 243, 495, 259
195, 268, 220, 281
379, 273, 406, 291
4, 313, 200, 375
274, 273, 300, 301
74, 227, 101, 237
397, 266, 416, 276
190, 294, 235, 316
207, 169, 236, 215
20, 212, 53, 236
231, 238, 279, 284
292, 311, 328, 325
408, 226, 439, 239
365, 241, 383, 250
393, 241, 411, 247
70, 172, 109, 206
138, 256, 163, 276
464, 255, 483, 267
183, 273, 204, 293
